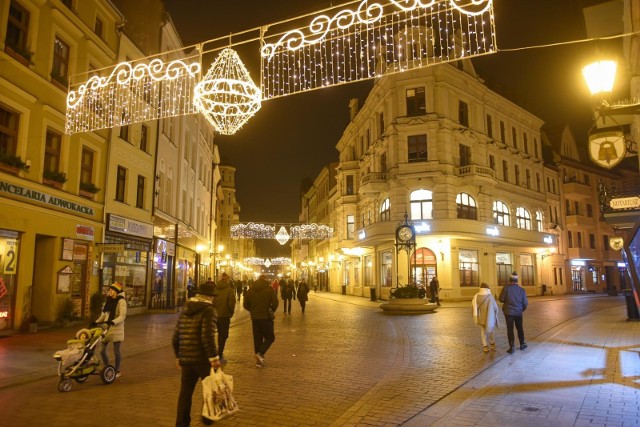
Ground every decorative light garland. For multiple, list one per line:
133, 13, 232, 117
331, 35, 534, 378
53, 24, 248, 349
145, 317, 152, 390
244, 257, 291, 266
65, 0, 495, 134
66, 55, 200, 134
290, 224, 334, 239
231, 222, 334, 242
194, 48, 261, 135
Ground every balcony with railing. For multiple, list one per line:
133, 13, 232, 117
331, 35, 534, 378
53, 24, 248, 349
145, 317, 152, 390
563, 177, 592, 198
359, 172, 388, 195
454, 164, 496, 186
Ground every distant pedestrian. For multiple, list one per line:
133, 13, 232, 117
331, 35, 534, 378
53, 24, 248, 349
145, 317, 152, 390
499, 272, 528, 354
297, 279, 310, 314
271, 279, 280, 295
186, 277, 195, 298
243, 274, 278, 367
214, 273, 236, 364
280, 280, 294, 314
235, 280, 243, 301
292, 279, 298, 300
429, 277, 441, 306
472, 283, 500, 353
173, 281, 220, 427
91, 282, 126, 378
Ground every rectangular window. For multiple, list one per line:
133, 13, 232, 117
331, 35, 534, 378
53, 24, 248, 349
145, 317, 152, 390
589, 234, 596, 249
408, 134, 427, 162
603, 235, 610, 251
523, 133, 528, 154
379, 112, 384, 136
381, 251, 393, 287
136, 175, 145, 209
568, 231, 573, 248
486, 114, 493, 138
586, 204, 593, 218
52, 36, 70, 81
565, 199, 571, 215
140, 124, 148, 153
489, 154, 495, 170
406, 87, 425, 116
81, 147, 94, 185
459, 250, 479, 287
44, 129, 62, 172
512, 127, 517, 149
536, 173, 541, 192
458, 101, 469, 127
574, 201, 580, 215
502, 160, 508, 182
94, 17, 103, 38
6, 1, 30, 53
61, 0, 72, 8
534, 138, 539, 158
346, 215, 355, 239
346, 175, 354, 195
515, 165, 520, 185
577, 232, 583, 248
459, 144, 471, 167
116, 166, 126, 202
0, 103, 20, 156
521, 265, 534, 286
119, 124, 130, 141
525, 169, 531, 189
499, 121, 505, 143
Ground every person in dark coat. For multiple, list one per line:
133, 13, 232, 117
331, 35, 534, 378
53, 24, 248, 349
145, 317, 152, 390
429, 277, 441, 306
172, 282, 220, 427
280, 280, 294, 314
243, 274, 278, 367
213, 273, 236, 364
297, 278, 310, 314
499, 272, 528, 354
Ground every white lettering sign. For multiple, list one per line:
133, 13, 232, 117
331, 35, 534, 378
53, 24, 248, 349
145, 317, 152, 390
610, 197, 640, 210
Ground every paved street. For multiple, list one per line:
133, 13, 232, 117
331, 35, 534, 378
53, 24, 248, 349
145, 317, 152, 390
0, 292, 638, 427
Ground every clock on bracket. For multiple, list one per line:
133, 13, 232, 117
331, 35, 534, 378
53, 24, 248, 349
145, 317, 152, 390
396, 225, 414, 242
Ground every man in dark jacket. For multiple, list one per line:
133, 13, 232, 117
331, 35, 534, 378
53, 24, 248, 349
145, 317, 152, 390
214, 273, 236, 364
280, 279, 294, 314
499, 272, 528, 354
243, 274, 278, 367
297, 279, 310, 314
173, 282, 220, 427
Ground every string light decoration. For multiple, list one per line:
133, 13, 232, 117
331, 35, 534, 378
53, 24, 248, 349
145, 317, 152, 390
231, 222, 334, 242
245, 257, 291, 266
66, 53, 201, 134
260, 0, 496, 99
65, 0, 495, 134
193, 48, 262, 135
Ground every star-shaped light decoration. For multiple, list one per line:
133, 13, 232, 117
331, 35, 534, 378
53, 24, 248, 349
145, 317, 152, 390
194, 48, 261, 135
275, 227, 290, 245
264, 258, 272, 268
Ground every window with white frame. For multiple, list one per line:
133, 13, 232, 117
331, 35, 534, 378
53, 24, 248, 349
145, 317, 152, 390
516, 207, 531, 230
380, 198, 390, 221
536, 210, 543, 232
456, 193, 477, 220
346, 215, 355, 239
410, 190, 432, 220
493, 201, 510, 226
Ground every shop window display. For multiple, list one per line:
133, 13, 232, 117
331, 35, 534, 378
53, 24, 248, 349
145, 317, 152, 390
102, 244, 149, 308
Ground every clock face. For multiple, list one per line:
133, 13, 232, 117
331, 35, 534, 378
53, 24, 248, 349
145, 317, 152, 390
397, 225, 414, 242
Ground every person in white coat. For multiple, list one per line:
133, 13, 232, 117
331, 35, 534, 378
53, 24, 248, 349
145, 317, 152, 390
92, 282, 127, 377
472, 282, 499, 353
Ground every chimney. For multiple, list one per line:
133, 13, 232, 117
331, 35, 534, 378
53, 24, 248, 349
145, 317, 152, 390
349, 98, 359, 121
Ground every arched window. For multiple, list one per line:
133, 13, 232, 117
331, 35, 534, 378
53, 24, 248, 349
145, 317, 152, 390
516, 207, 532, 230
536, 210, 544, 232
456, 193, 477, 220
493, 201, 510, 226
380, 198, 390, 221
410, 190, 432, 220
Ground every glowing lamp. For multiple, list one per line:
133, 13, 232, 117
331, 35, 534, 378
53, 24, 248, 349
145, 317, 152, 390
582, 60, 617, 96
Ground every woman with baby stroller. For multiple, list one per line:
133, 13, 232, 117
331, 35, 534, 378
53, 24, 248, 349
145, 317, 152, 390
91, 282, 127, 378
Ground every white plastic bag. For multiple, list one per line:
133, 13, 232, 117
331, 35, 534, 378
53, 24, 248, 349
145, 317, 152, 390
202, 368, 239, 421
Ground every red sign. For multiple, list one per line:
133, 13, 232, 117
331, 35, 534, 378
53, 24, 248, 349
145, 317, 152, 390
76, 225, 95, 240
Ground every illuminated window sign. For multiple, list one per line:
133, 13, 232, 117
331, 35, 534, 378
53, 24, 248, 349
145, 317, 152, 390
358, 230, 366, 240
414, 222, 430, 234
543, 235, 553, 244
486, 227, 499, 237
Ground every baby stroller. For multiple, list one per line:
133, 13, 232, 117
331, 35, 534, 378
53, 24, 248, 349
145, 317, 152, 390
53, 324, 117, 392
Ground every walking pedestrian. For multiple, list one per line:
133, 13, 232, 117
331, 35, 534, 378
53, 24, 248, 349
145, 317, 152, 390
499, 272, 528, 354
172, 281, 220, 427
429, 276, 441, 306
235, 280, 243, 302
280, 280, 294, 314
91, 282, 126, 378
472, 282, 500, 353
214, 273, 236, 364
243, 274, 278, 367
297, 278, 310, 314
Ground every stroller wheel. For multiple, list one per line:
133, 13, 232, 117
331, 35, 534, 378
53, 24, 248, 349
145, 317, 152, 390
58, 378, 73, 392
75, 375, 89, 383
101, 365, 116, 384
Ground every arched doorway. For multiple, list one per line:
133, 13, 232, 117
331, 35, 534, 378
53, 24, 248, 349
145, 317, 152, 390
412, 248, 437, 287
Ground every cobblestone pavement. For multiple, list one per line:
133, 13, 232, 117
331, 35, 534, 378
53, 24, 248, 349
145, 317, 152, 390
0, 292, 636, 427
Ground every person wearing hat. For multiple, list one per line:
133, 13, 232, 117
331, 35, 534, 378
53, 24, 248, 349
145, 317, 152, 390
499, 271, 528, 354
213, 273, 236, 364
173, 281, 220, 427
91, 282, 127, 377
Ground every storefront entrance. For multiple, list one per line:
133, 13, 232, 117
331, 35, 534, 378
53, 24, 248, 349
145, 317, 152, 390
412, 248, 437, 287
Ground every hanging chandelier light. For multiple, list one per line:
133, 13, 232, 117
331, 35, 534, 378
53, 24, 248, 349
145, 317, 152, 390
193, 47, 261, 135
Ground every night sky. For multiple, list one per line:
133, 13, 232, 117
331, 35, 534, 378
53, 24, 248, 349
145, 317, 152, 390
164, 0, 597, 256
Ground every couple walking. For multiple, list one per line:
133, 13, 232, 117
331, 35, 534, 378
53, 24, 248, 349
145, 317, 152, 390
472, 272, 528, 354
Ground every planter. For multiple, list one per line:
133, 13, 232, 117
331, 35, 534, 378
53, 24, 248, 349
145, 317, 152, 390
0, 162, 21, 175
79, 189, 95, 199
379, 298, 438, 313
43, 178, 63, 189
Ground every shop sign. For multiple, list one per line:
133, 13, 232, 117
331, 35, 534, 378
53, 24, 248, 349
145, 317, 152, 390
108, 214, 153, 239
76, 225, 95, 241
0, 181, 94, 216
3, 239, 18, 275
96, 244, 125, 253
610, 196, 640, 210
496, 253, 511, 264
